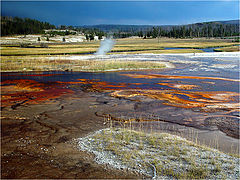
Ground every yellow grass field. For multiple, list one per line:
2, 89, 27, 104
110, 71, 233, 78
1, 37, 239, 72
1, 37, 239, 56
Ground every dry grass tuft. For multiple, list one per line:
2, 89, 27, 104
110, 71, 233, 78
214, 46, 240, 52
77, 125, 240, 179
1, 56, 167, 72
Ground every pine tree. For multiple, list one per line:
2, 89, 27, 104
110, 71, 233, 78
85, 34, 89, 41
89, 34, 94, 41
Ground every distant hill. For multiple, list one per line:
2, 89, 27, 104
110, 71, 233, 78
214, 20, 239, 25
78, 24, 162, 33
80, 24, 154, 33
191, 20, 239, 27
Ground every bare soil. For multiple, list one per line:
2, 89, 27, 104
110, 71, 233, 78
1, 80, 239, 178
1, 91, 143, 179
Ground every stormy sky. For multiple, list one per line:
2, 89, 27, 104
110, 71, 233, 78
1, 1, 239, 26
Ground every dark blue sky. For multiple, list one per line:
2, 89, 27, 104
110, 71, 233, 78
1, 1, 239, 26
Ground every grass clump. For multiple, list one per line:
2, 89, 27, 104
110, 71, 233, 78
214, 45, 240, 52
77, 127, 240, 179
1, 57, 167, 72
80, 60, 166, 71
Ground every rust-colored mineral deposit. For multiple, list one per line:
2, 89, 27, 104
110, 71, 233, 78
157, 82, 199, 90
122, 74, 240, 82
1, 79, 73, 107
110, 89, 240, 110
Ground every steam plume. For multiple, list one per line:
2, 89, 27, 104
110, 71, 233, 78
95, 38, 115, 55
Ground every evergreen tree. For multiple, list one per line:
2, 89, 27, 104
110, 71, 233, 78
152, 27, 158, 38
89, 34, 94, 41
85, 34, 89, 41
1, 16, 55, 36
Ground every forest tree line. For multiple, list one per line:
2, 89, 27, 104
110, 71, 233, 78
1, 16, 55, 36
136, 23, 239, 39
1, 16, 239, 40
113, 23, 239, 39
1, 16, 106, 39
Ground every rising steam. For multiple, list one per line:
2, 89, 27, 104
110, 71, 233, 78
95, 38, 115, 55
